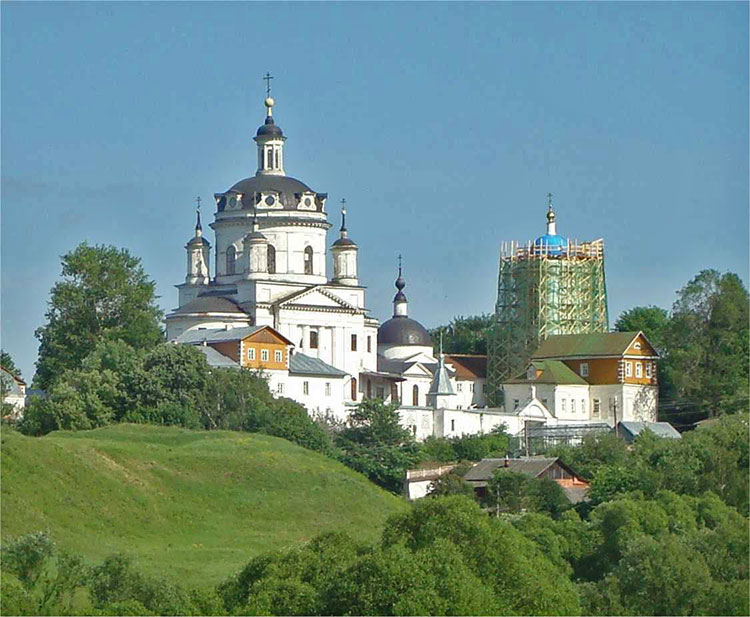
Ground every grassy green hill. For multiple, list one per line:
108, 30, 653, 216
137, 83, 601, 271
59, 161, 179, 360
1, 424, 408, 586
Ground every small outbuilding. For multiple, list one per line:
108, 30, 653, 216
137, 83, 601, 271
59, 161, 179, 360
463, 457, 590, 504
616, 420, 681, 442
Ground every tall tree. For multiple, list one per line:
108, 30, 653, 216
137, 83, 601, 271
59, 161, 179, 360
34, 244, 164, 389
664, 270, 749, 421
0, 350, 22, 380
430, 314, 493, 355
614, 305, 670, 354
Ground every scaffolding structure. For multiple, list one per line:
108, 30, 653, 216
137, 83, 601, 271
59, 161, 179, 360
486, 238, 609, 406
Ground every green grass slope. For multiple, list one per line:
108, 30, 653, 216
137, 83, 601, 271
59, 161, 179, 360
1, 424, 407, 586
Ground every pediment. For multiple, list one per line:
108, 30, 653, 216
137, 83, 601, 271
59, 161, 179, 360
276, 285, 359, 312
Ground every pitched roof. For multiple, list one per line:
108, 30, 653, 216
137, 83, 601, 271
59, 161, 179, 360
444, 354, 487, 379
507, 360, 588, 385
464, 458, 560, 482
428, 358, 455, 396
289, 353, 347, 377
1, 368, 25, 395
618, 421, 682, 440
172, 296, 248, 315
195, 346, 239, 369
532, 332, 644, 359
176, 325, 264, 344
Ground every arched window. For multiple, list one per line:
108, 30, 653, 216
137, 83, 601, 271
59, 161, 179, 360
412, 385, 419, 406
391, 383, 399, 403
267, 245, 276, 274
226, 245, 236, 275
351, 377, 357, 401
304, 246, 313, 275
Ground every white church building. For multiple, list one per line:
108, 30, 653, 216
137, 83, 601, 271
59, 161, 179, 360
166, 88, 658, 442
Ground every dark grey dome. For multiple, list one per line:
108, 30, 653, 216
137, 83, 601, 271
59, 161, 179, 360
187, 236, 210, 247
223, 175, 325, 211
378, 316, 432, 347
332, 236, 357, 247
256, 117, 284, 138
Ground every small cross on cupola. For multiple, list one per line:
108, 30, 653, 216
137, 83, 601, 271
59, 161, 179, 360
254, 72, 286, 176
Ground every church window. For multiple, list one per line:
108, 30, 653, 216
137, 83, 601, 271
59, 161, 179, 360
277, 382, 284, 394
581, 399, 586, 413
635, 362, 643, 378
325, 382, 331, 396
457, 383, 463, 392
303, 381, 309, 395
351, 334, 357, 351
275, 149, 280, 168
226, 245, 236, 275
261, 349, 269, 362
351, 377, 357, 400
367, 336, 371, 353
593, 399, 601, 416
267, 245, 276, 274
412, 385, 419, 406
274, 350, 282, 363
571, 399, 576, 413
451, 419, 455, 432
310, 330, 319, 349
304, 246, 313, 275
366, 380, 372, 399
248, 348, 255, 361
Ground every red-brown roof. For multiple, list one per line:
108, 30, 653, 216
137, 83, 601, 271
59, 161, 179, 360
444, 354, 487, 380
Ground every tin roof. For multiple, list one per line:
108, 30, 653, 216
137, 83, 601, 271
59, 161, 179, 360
172, 296, 247, 316
195, 346, 239, 369
289, 353, 347, 377
618, 421, 682, 441
444, 354, 487, 379
464, 458, 560, 483
533, 331, 647, 359
176, 326, 264, 344
507, 360, 588, 385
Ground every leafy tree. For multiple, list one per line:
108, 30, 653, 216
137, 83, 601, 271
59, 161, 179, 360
426, 464, 475, 499
1, 349, 22, 379
662, 270, 749, 422
614, 305, 670, 354
335, 399, 420, 492
550, 431, 629, 480
429, 314, 493, 355
34, 243, 163, 389
486, 469, 528, 514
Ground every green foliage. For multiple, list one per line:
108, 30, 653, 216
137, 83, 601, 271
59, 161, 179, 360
0, 533, 88, 615
34, 243, 164, 390
429, 314, 493, 355
335, 399, 420, 492
418, 425, 510, 464
484, 470, 569, 517
550, 431, 629, 480
1, 349, 22, 379
614, 305, 670, 354
426, 464, 475, 499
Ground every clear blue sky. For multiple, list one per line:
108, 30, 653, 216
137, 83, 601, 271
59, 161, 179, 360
2, 2, 748, 381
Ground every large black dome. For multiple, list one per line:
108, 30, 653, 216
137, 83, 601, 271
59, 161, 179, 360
378, 316, 432, 347
221, 175, 324, 211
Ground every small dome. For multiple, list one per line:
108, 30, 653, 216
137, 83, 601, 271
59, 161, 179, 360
533, 234, 567, 256
187, 236, 210, 247
256, 116, 284, 138
244, 229, 267, 242
378, 316, 432, 347
332, 236, 357, 247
